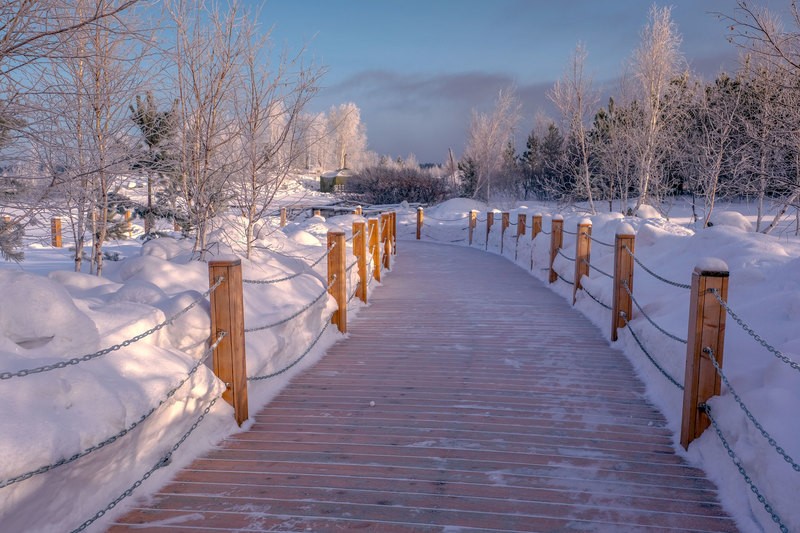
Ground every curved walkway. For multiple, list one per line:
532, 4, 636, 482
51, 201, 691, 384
110, 240, 735, 532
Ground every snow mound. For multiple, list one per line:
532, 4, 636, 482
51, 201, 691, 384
429, 198, 487, 216
709, 211, 754, 232
635, 204, 662, 219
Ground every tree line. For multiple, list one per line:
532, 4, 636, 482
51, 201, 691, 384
0, 0, 371, 268
459, 2, 800, 234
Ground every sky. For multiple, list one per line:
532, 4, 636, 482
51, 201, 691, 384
260, 1, 756, 164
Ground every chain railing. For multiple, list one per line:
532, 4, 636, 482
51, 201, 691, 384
621, 312, 684, 390
248, 315, 334, 381
0, 332, 225, 490
242, 243, 335, 285
586, 232, 614, 247
623, 244, 691, 289
244, 279, 334, 333
0, 278, 224, 381
622, 280, 687, 344
701, 403, 789, 533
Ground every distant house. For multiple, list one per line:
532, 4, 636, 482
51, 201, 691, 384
319, 168, 352, 193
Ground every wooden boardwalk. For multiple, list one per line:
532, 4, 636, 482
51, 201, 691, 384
110, 241, 736, 532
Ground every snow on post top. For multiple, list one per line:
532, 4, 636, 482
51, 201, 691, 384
552, 214, 564, 221
579, 218, 592, 226
616, 222, 635, 236
534, 212, 543, 217
209, 254, 241, 265
695, 257, 729, 274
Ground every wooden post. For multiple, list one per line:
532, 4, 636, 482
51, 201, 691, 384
381, 213, 391, 271
391, 211, 397, 255
500, 212, 510, 254
327, 231, 347, 333
1, 215, 10, 224
416, 207, 423, 240
353, 220, 367, 303
280, 207, 287, 227
548, 217, 563, 283
532, 214, 542, 240
354, 205, 362, 216
313, 209, 321, 217
468, 210, 477, 245
368, 218, 380, 282
573, 219, 592, 304
611, 224, 636, 341
51, 217, 63, 248
485, 212, 494, 251
516, 214, 526, 239
208, 258, 248, 426
124, 210, 132, 237
681, 261, 729, 450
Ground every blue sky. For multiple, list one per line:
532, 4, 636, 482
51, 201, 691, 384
259, 1, 749, 163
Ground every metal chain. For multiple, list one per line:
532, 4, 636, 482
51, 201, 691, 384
345, 229, 363, 243
709, 289, 800, 376
540, 228, 551, 235
0, 278, 224, 381
346, 258, 358, 273
622, 280, 687, 344
700, 403, 788, 533
0, 333, 225, 490
582, 286, 612, 310
248, 319, 332, 381
308, 243, 335, 269
586, 232, 614, 247
557, 248, 575, 262
703, 347, 800, 473
623, 245, 691, 289
621, 312, 684, 390
243, 269, 305, 285
555, 271, 574, 286
583, 258, 613, 279
70, 394, 221, 533
562, 227, 577, 235
244, 278, 333, 333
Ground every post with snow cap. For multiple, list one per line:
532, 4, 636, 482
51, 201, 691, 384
368, 217, 380, 282
327, 230, 347, 333
353, 220, 368, 303
50, 217, 62, 248
313, 209, 321, 217
680, 259, 729, 450
573, 219, 592, 304
208, 257, 248, 426
354, 205, 362, 216
485, 211, 494, 250
416, 207, 423, 240
380, 212, 391, 270
548, 216, 563, 283
611, 223, 636, 342
500, 212, 510, 254
1, 214, 10, 224
468, 210, 477, 245
515, 213, 526, 260
280, 207, 287, 227
532, 214, 542, 240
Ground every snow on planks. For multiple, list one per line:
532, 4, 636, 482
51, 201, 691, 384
110, 240, 735, 532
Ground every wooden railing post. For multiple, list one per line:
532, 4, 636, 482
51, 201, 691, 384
611, 223, 636, 341
124, 209, 133, 237
208, 258, 248, 426
548, 216, 563, 283
500, 212, 510, 254
381, 213, 391, 270
354, 205, 362, 216
313, 209, 321, 217
327, 230, 347, 333
532, 214, 542, 240
51, 217, 63, 248
485, 212, 494, 251
416, 207, 423, 240
516, 213, 526, 239
280, 207, 287, 227
368, 218, 380, 282
353, 220, 367, 303
391, 211, 397, 255
468, 210, 477, 245
573, 219, 592, 304
681, 261, 729, 450
1, 214, 10, 224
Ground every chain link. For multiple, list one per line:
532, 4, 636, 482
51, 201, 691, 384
582, 286, 612, 310
586, 232, 614, 247
0, 278, 224, 381
555, 271, 574, 286
562, 227, 577, 235
424, 213, 469, 222
69, 394, 221, 533
557, 249, 575, 262
703, 347, 800, 473
244, 279, 333, 333
622, 280, 687, 344
709, 289, 800, 376
583, 258, 613, 279
0, 333, 225, 489
623, 245, 691, 289
621, 312, 684, 390
700, 403, 788, 533
248, 319, 332, 381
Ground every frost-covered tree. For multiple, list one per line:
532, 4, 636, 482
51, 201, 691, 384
326, 102, 367, 170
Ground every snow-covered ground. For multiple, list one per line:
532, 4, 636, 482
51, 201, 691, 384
1, 186, 799, 532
